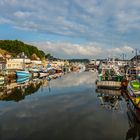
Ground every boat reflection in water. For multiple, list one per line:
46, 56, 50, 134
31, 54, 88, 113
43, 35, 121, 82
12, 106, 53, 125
16, 77, 30, 84
96, 88, 123, 110
126, 100, 140, 140
0, 77, 49, 102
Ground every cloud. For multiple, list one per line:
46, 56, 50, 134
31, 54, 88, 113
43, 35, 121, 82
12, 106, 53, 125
14, 11, 31, 19
0, 0, 140, 44
109, 45, 133, 54
32, 41, 102, 59
32, 41, 134, 59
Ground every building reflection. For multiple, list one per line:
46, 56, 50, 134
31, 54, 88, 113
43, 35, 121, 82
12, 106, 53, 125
96, 88, 122, 110
126, 99, 140, 140
0, 77, 49, 102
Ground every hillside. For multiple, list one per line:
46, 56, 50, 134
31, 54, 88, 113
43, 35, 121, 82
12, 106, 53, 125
0, 48, 10, 56
0, 40, 45, 59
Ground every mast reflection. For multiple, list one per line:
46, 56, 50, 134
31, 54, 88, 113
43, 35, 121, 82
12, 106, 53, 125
96, 88, 122, 110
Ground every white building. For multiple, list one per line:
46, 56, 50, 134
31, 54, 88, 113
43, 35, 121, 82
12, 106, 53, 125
6, 58, 31, 70
31, 60, 42, 66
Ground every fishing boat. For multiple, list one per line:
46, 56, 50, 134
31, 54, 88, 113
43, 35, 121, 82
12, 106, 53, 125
126, 66, 140, 80
127, 80, 140, 97
127, 80, 140, 109
16, 70, 31, 78
29, 68, 39, 78
96, 65, 124, 89
39, 71, 49, 78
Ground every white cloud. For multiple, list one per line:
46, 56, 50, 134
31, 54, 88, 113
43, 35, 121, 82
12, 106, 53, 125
14, 11, 31, 19
0, 0, 140, 41
32, 41, 103, 59
32, 41, 134, 59
109, 45, 134, 54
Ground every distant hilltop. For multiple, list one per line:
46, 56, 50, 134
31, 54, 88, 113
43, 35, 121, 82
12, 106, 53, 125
0, 40, 45, 60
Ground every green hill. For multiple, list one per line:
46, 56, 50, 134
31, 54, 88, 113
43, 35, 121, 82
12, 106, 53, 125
0, 40, 45, 59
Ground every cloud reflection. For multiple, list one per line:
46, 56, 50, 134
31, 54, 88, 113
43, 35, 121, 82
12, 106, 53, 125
50, 72, 97, 88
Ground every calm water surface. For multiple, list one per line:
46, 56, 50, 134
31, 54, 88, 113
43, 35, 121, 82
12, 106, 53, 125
0, 72, 139, 140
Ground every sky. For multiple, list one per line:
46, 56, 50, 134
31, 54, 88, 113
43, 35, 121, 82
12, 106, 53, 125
0, 0, 140, 59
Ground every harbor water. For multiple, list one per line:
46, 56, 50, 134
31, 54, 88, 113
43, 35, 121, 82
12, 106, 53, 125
0, 71, 139, 140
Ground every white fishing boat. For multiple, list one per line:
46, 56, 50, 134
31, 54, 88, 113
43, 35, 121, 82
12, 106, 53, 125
39, 71, 49, 78
29, 68, 39, 77
127, 80, 140, 109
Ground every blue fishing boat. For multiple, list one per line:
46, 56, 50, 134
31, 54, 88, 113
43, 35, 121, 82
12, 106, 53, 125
16, 70, 31, 78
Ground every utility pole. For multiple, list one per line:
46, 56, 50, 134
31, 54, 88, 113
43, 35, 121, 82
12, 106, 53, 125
132, 48, 140, 79
133, 48, 140, 66
135, 48, 138, 65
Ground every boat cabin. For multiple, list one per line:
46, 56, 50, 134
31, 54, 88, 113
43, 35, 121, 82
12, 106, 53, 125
126, 66, 140, 80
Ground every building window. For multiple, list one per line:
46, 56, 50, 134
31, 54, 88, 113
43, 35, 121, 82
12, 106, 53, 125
8, 64, 11, 67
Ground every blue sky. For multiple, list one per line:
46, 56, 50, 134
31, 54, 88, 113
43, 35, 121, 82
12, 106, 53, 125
0, 0, 139, 59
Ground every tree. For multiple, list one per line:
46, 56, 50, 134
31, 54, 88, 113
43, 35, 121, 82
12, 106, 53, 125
31, 53, 39, 60
0, 40, 46, 59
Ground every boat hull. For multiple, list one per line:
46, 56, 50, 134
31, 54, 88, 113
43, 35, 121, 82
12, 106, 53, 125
96, 80, 121, 89
127, 81, 140, 109
16, 71, 31, 78
39, 72, 49, 78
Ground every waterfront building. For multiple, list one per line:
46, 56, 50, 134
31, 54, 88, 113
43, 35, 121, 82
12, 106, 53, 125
6, 58, 31, 70
51, 60, 65, 67
0, 53, 6, 71
90, 60, 100, 65
30, 60, 42, 68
